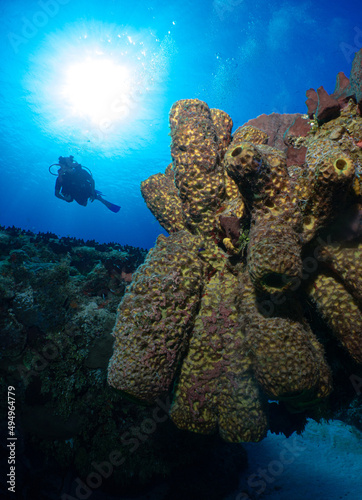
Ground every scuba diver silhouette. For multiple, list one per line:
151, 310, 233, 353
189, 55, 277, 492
49, 156, 120, 213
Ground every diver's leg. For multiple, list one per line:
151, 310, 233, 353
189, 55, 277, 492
94, 193, 121, 213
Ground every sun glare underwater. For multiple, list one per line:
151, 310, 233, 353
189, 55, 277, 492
25, 20, 172, 155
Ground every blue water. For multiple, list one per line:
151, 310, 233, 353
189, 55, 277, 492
0, 0, 361, 249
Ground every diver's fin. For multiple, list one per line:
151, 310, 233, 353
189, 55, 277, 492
103, 200, 121, 213
95, 193, 121, 213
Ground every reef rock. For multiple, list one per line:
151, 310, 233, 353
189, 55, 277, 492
349, 48, 362, 110
306, 47, 362, 122
315, 86, 341, 123
242, 112, 301, 151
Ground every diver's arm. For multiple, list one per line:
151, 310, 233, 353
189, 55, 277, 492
55, 176, 72, 202
89, 176, 96, 201
55, 190, 73, 202
55, 185, 72, 202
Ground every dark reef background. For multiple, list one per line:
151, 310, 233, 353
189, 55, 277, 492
0, 225, 250, 499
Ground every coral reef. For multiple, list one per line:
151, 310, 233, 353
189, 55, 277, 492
108, 49, 362, 443
0, 227, 249, 499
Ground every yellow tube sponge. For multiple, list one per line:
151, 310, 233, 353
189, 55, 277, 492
239, 271, 332, 401
247, 223, 303, 294
301, 138, 355, 241
170, 266, 267, 442
107, 231, 204, 403
225, 142, 303, 293
109, 96, 362, 444
170, 99, 226, 235
210, 108, 233, 160
141, 163, 185, 234
232, 125, 268, 145
307, 272, 362, 364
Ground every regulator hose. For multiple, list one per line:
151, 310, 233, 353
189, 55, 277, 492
48, 164, 93, 177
